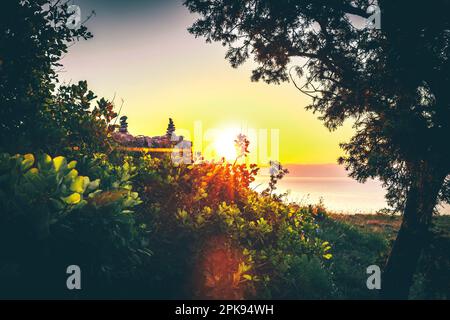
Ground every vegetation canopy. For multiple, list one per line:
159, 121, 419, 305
0, 0, 448, 300
184, 0, 450, 299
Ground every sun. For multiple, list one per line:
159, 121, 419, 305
213, 130, 238, 161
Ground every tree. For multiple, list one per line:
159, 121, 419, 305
166, 118, 176, 139
0, 1, 117, 158
0, 0, 93, 153
120, 116, 129, 133
184, 0, 450, 299
40, 81, 118, 158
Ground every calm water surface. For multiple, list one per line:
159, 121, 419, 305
252, 176, 450, 214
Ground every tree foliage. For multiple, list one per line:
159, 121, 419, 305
166, 117, 176, 139
1, 0, 447, 299
41, 81, 118, 158
184, 0, 450, 210
0, 0, 95, 152
183, 0, 450, 299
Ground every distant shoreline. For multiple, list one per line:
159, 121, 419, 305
252, 174, 450, 215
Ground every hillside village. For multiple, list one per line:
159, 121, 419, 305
112, 116, 192, 153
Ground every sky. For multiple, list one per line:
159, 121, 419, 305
60, 0, 355, 165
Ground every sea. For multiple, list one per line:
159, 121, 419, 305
252, 175, 450, 215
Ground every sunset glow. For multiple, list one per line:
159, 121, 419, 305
60, 1, 354, 166
213, 130, 238, 161
3, 0, 448, 302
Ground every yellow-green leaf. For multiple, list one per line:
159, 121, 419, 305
24, 167, 39, 179
196, 215, 205, 225
65, 169, 78, 180
70, 176, 85, 193
63, 193, 81, 205
38, 154, 52, 170
82, 176, 90, 190
43, 154, 52, 164
87, 179, 100, 192
21, 154, 35, 171
67, 160, 77, 169
28, 168, 39, 175
53, 156, 67, 172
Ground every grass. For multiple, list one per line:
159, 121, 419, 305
320, 213, 450, 299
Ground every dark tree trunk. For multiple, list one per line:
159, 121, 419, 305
381, 165, 445, 299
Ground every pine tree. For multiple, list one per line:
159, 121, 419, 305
166, 118, 175, 139
119, 116, 128, 133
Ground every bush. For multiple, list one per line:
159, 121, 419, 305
38, 81, 119, 159
1, 0, 360, 299
131, 155, 333, 299
1, 151, 403, 299
0, 153, 150, 298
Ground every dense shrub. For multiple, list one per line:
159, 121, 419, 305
0, 153, 150, 298
0, 0, 402, 300
131, 155, 333, 299
0, 151, 401, 300
39, 81, 119, 159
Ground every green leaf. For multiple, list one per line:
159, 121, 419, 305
50, 198, 64, 210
